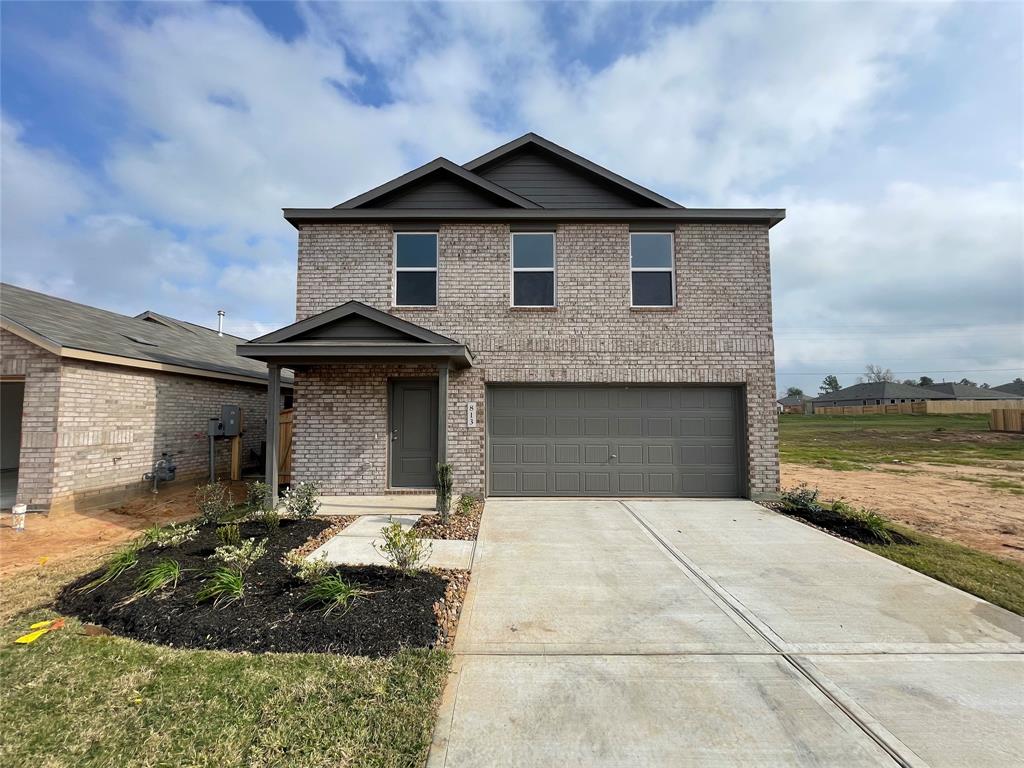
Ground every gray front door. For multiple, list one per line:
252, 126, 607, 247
390, 379, 438, 488
487, 385, 743, 497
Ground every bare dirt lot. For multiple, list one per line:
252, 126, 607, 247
780, 413, 1024, 563
0, 484, 206, 579
782, 462, 1024, 563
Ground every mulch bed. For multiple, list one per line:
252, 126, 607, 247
55, 519, 464, 657
412, 497, 484, 541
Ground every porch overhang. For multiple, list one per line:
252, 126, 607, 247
236, 341, 473, 368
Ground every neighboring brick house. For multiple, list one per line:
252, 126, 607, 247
811, 381, 953, 411
239, 134, 784, 500
0, 283, 290, 511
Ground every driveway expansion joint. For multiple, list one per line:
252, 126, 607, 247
619, 500, 918, 768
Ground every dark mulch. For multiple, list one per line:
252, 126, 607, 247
55, 519, 449, 657
412, 498, 483, 541
777, 507, 915, 546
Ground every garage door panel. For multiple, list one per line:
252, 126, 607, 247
488, 386, 742, 497
522, 444, 547, 463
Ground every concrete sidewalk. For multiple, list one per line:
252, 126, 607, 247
428, 498, 1024, 768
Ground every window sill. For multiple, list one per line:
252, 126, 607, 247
391, 306, 438, 311
510, 306, 559, 312
629, 305, 677, 312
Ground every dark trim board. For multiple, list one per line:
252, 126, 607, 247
484, 383, 748, 498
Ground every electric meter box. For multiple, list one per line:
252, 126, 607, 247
220, 405, 241, 436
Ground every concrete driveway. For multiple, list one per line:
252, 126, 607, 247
427, 498, 1024, 768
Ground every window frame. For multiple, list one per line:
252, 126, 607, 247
510, 232, 557, 308
393, 231, 439, 308
629, 232, 676, 308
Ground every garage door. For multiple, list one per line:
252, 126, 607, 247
487, 386, 743, 497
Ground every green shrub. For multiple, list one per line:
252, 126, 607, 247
216, 523, 241, 547
848, 507, 894, 544
435, 463, 453, 524
375, 522, 431, 576
780, 485, 897, 545
283, 551, 333, 583
78, 545, 139, 593
254, 506, 280, 532
213, 538, 268, 574
142, 522, 199, 549
195, 482, 232, 524
456, 493, 476, 516
245, 480, 272, 514
780, 484, 822, 515
301, 575, 371, 615
195, 567, 245, 608
133, 559, 183, 596
282, 482, 321, 519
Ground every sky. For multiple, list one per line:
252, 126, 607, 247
1, 0, 1022, 396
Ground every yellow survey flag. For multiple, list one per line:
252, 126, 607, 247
15, 629, 50, 644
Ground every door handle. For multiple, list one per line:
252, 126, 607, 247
610, 454, 617, 461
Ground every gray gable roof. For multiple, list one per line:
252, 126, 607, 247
993, 381, 1024, 397
811, 381, 953, 403
928, 382, 1024, 400
1, 282, 289, 384
777, 394, 811, 406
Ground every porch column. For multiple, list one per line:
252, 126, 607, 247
265, 364, 281, 503
437, 362, 449, 465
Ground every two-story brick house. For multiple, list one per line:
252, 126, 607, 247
239, 134, 784, 500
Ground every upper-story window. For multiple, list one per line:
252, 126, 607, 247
394, 233, 438, 307
630, 232, 675, 307
511, 233, 556, 307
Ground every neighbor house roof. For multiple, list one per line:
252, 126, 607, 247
777, 394, 812, 406
927, 382, 1024, 400
285, 132, 785, 228
993, 381, 1024, 397
0, 282, 291, 386
811, 382, 953, 403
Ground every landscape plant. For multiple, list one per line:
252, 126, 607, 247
77, 545, 139, 593
375, 522, 431, 576
213, 537, 268, 574
195, 566, 245, 608
282, 481, 321, 519
283, 550, 333, 583
195, 481, 233, 524
301, 574, 372, 615
142, 522, 199, 549
435, 463, 453, 524
245, 480, 272, 514
456, 493, 476, 516
780, 485, 896, 545
254, 506, 281, 532
216, 523, 241, 547
133, 559, 183, 597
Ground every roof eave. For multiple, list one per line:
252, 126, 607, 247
284, 207, 786, 228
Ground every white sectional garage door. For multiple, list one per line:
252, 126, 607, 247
487, 385, 743, 497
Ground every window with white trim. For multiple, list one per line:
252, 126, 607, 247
630, 232, 674, 307
511, 233, 556, 307
394, 233, 438, 306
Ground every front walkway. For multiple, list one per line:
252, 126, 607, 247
428, 498, 1024, 768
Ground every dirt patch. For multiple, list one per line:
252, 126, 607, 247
55, 519, 461, 656
412, 497, 483, 541
0, 485, 202, 579
782, 462, 1024, 563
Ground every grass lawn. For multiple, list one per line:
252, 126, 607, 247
779, 413, 1023, 470
0, 554, 450, 768
860, 523, 1024, 616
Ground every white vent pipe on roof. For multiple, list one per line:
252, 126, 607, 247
217, 309, 225, 336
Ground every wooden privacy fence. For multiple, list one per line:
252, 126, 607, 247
278, 408, 294, 483
991, 409, 1024, 433
814, 399, 1024, 416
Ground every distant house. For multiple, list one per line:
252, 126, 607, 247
0, 283, 292, 512
927, 382, 1024, 400
993, 381, 1024, 397
777, 394, 812, 414
811, 382, 952, 410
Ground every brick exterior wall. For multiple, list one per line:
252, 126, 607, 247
1, 330, 61, 506
292, 221, 779, 499
1, 329, 271, 509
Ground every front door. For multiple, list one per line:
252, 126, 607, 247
390, 379, 438, 488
